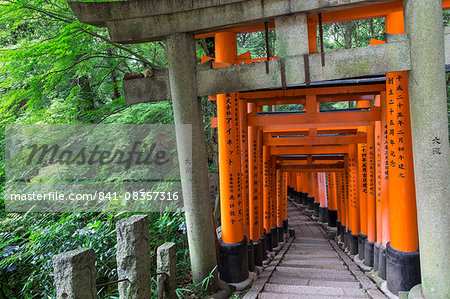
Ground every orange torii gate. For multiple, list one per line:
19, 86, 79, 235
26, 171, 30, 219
70, 1, 450, 297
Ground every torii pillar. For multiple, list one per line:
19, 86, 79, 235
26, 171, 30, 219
166, 33, 219, 291
404, 2, 450, 297
385, 12, 419, 295
215, 32, 249, 284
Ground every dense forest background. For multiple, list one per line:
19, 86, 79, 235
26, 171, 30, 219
0, 1, 448, 298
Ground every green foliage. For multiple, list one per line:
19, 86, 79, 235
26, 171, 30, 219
322, 18, 385, 50
0, 0, 449, 297
0, 210, 188, 298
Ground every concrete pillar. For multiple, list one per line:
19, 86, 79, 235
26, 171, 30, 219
157, 242, 177, 299
403, 1, 450, 297
166, 33, 219, 291
116, 215, 152, 299
275, 13, 309, 57
52, 248, 96, 299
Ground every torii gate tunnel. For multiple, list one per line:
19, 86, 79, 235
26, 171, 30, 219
70, 0, 450, 297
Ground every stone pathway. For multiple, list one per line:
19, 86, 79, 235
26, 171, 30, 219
249, 200, 382, 299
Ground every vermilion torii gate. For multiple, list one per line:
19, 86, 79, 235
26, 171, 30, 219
69, 1, 450, 298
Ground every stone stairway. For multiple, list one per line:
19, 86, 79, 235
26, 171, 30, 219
256, 203, 371, 299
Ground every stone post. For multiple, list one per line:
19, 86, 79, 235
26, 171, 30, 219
166, 33, 219, 291
157, 242, 177, 299
52, 248, 96, 299
403, 1, 450, 298
116, 215, 151, 299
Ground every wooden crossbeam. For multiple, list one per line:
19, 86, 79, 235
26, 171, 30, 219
264, 132, 367, 146
279, 162, 345, 172
245, 94, 375, 105
277, 156, 345, 161
240, 84, 385, 99
267, 128, 359, 136
248, 108, 380, 127
270, 145, 350, 155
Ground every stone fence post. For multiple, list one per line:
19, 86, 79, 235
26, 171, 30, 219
157, 242, 177, 299
116, 215, 151, 299
52, 248, 97, 299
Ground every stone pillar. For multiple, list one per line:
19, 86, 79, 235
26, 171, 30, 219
116, 215, 152, 299
157, 242, 177, 299
403, 2, 450, 298
53, 248, 96, 299
166, 33, 219, 291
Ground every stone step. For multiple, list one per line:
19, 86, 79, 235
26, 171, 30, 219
258, 291, 367, 299
268, 276, 362, 289
279, 261, 348, 271
285, 249, 338, 257
273, 268, 356, 281
263, 283, 368, 297
283, 253, 339, 259
282, 256, 343, 263
293, 237, 330, 244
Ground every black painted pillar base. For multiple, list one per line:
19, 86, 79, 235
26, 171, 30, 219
277, 226, 284, 243
265, 231, 273, 252
358, 233, 367, 260
336, 221, 342, 236
313, 202, 320, 217
307, 197, 314, 210
271, 226, 278, 249
378, 245, 387, 280
260, 235, 267, 261
328, 210, 337, 227
247, 241, 255, 272
282, 219, 288, 233
293, 191, 297, 203
302, 192, 308, 205
364, 241, 375, 267
219, 237, 249, 283
386, 242, 421, 295
253, 240, 263, 266
373, 243, 380, 272
344, 229, 349, 248
288, 187, 293, 197
297, 192, 303, 204
319, 207, 328, 223
348, 229, 358, 255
